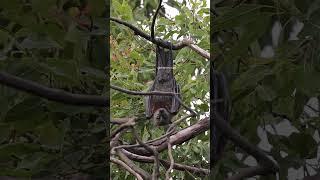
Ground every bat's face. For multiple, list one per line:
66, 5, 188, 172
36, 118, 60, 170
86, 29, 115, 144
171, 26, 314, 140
153, 108, 172, 126
157, 69, 171, 83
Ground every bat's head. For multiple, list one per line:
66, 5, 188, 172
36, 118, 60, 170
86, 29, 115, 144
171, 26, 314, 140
153, 108, 172, 126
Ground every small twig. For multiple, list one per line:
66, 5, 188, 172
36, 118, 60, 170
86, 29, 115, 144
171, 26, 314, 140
165, 135, 174, 180
132, 127, 160, 180
110, 130, 124, 150
110, 117, 136, 139
111, 157, 144, 180
151, 0, 163, 40
174, 95, 198, 116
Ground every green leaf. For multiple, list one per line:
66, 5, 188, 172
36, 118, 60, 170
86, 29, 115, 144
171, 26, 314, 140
4, 97, 47, 132
232, 65, 273, 98
213, 5, 275, 32
37, 121, 63, 147
31, 0, 56, 15
256, 85, 276, 102
225, 13, 272, 61
0, 143, 41, 160
272, 96, 295, 120
287, 132, 317, 158
89, 0, 106, 16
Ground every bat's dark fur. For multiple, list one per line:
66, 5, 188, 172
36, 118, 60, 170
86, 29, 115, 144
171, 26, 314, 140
211, 67, 231, 164
145, 46, 181, 126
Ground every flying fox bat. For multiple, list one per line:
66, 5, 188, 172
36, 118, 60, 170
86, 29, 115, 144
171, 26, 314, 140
145, 46, 181, 126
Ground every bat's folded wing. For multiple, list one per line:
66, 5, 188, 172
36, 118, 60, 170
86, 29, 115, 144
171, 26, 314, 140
145, 82, 155, 118
170, 79, 181, 114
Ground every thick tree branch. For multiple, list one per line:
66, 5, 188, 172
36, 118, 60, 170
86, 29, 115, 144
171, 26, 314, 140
116, 149, 151, 179
226, 166, 271, 180
111, 157, 144, 180
214, 112, 279, 178
0, 71, 107, 106
122, 149, 209, 176
125, 117, 209, 156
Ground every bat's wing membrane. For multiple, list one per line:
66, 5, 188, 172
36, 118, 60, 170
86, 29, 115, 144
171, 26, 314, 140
145, 82, 155, 118
170, 79, 181, 114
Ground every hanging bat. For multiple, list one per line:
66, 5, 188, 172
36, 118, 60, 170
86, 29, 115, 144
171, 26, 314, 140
211, 68, 231, 164
145, 46, 181, 126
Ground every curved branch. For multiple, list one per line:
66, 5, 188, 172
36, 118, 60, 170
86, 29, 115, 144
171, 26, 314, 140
214, 112, 279, 177
125, 117, 209, 156
0, 71, 107, 106
110, 17, 188, 50
151, 0, 163, 40
111, 157, 144, 180
116, 150, 151, 179
110, 117, 135, 139
122, 149, 209, 176
226, 166, 272, 180
132, 127, 160, 179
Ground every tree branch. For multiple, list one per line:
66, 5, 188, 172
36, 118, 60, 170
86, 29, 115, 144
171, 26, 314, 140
116, 149, 151, 179
188, 43, 210, 60
132, 127, 160, 179
214, 112, 279, 178
226, 166, 272, 180
122, 149, 209, 176
111, 157, 144, 180
0, 71, 107, 106
110, 117, 135, 139
111, 84, 197, 116
110, 17, 188, 50
125, 117, 209, 156
111, 84, 177, 96
151, 0, 163, 40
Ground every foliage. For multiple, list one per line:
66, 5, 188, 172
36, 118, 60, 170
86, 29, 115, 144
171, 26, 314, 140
0, 0, 107, 179
213, 0, 320, 179
111, 0, 210, 179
